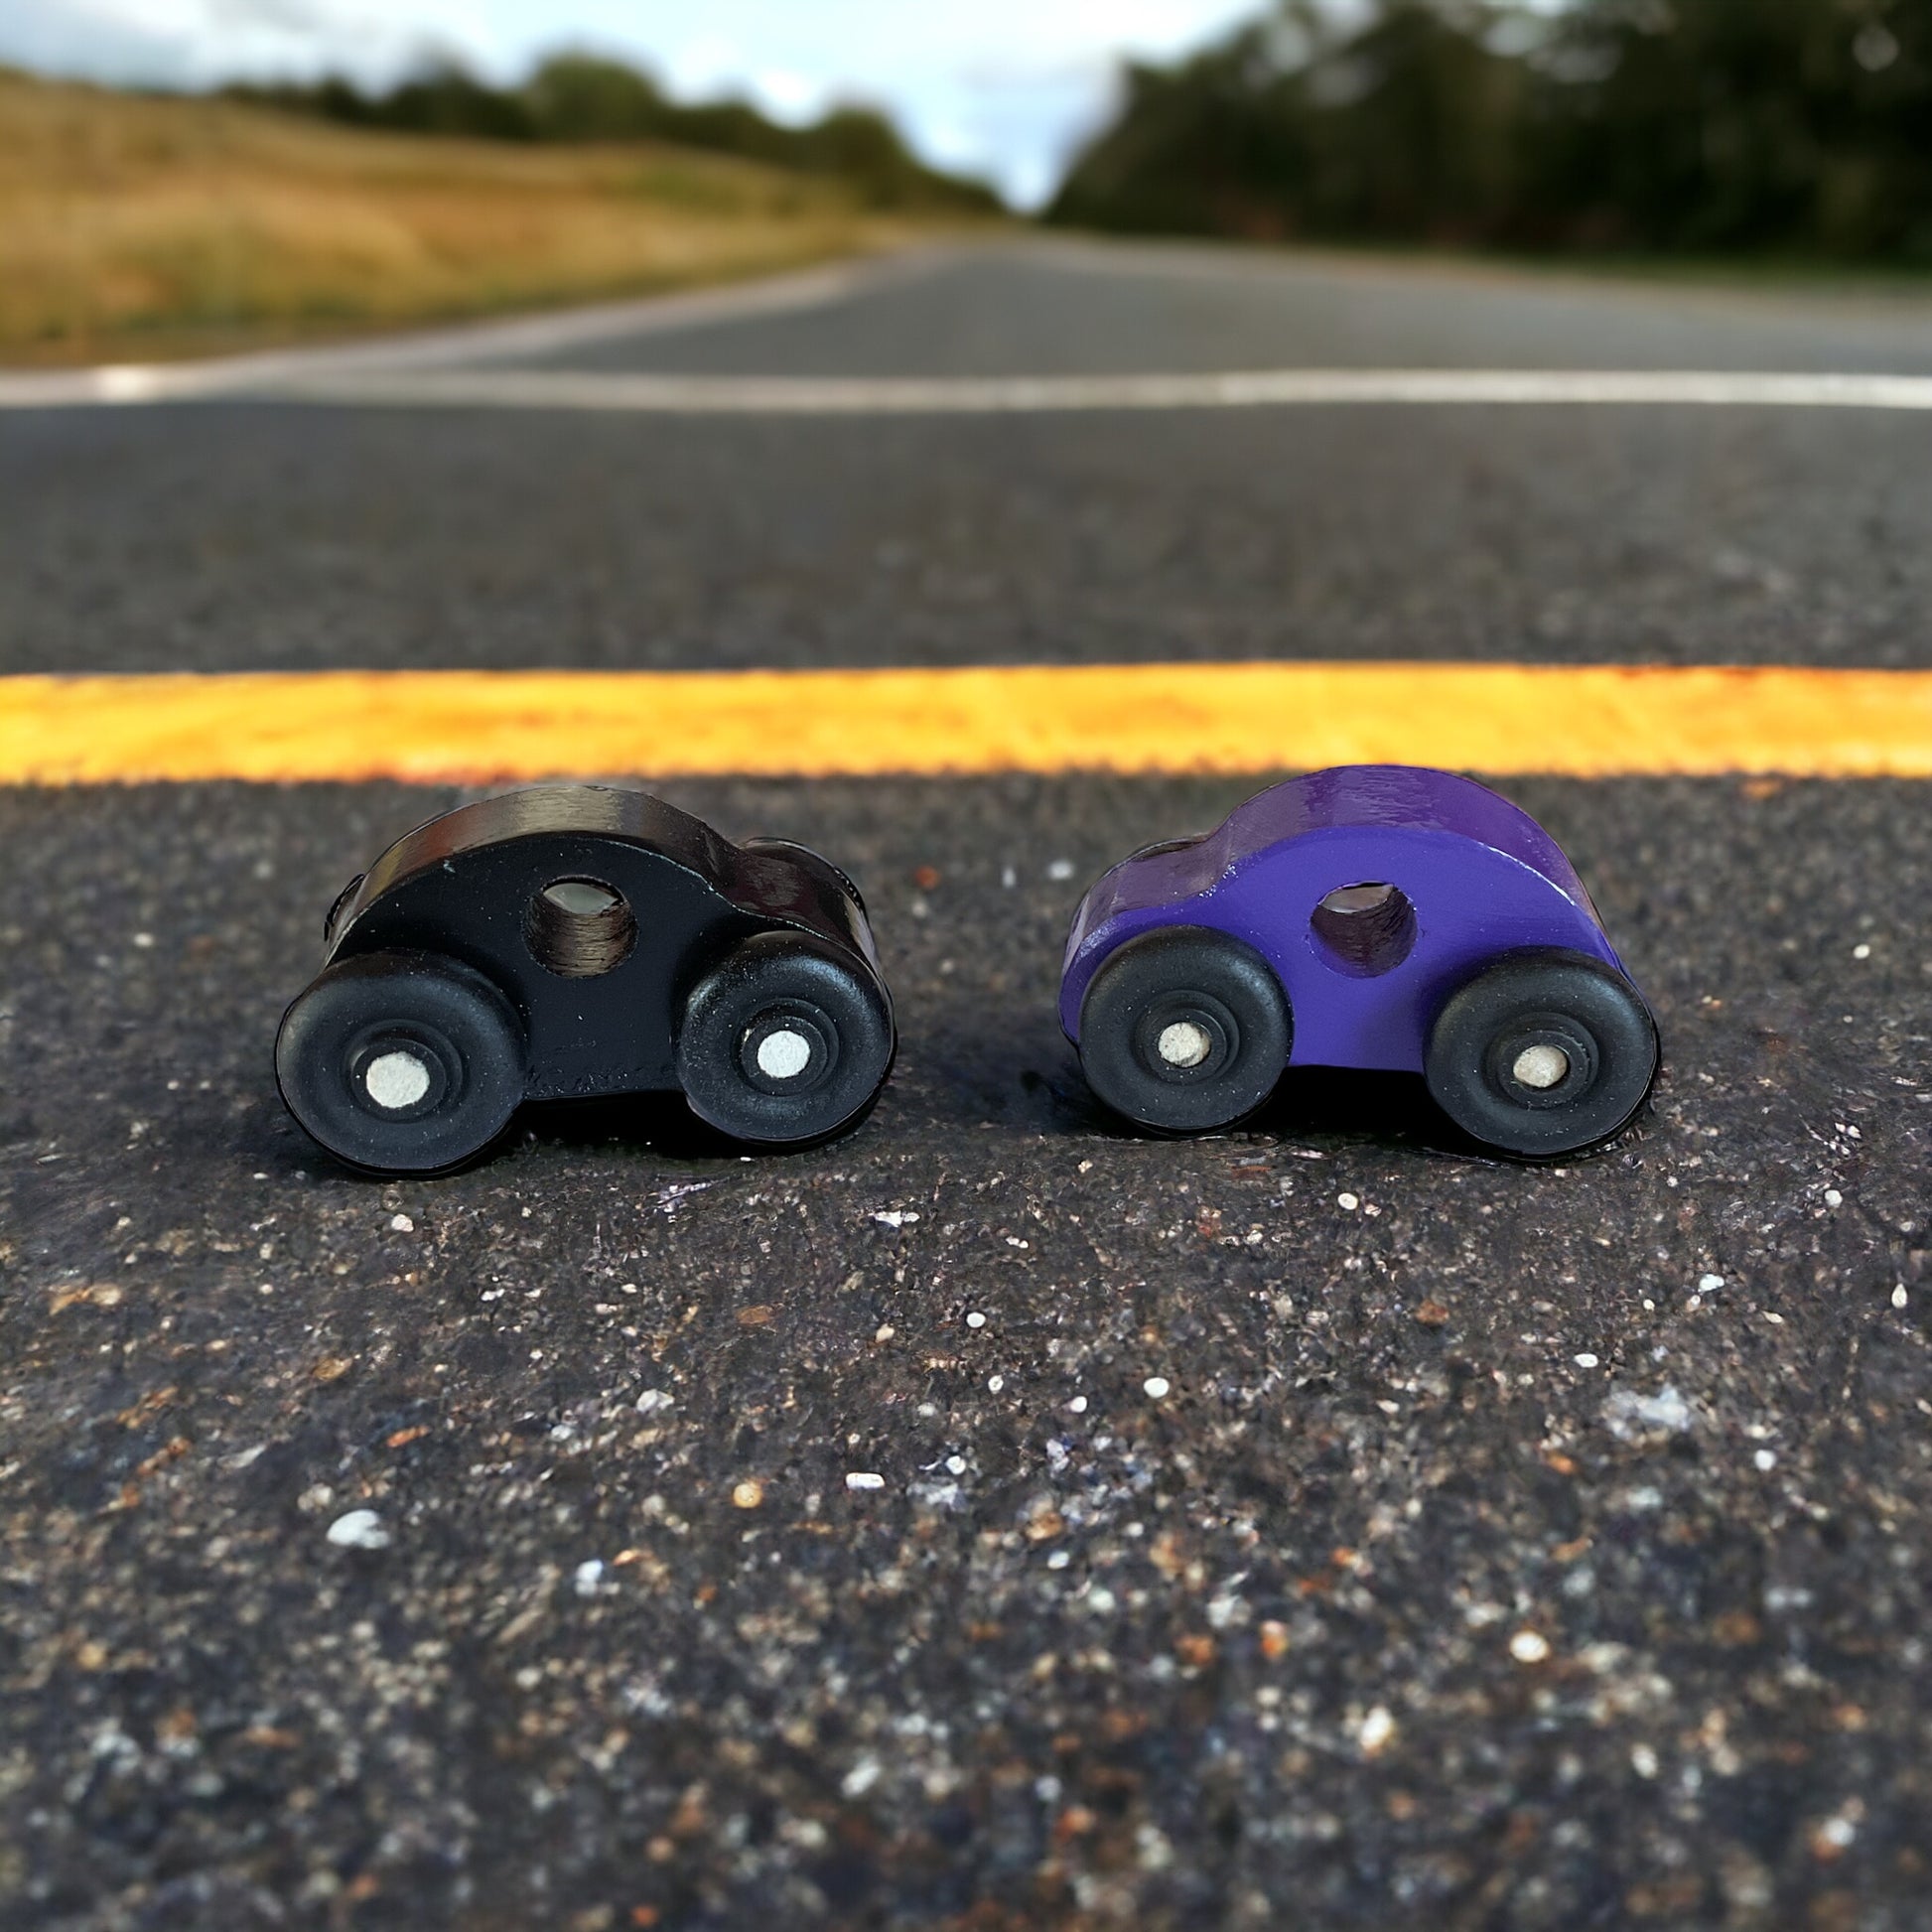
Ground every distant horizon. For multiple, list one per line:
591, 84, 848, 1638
0, 0, 1269, 208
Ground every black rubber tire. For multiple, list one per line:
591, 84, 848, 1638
275, 950, 526, 1175
1425, 948, 1658, 1159
677, 932, 894, 1146
1077, 926, 1292, 1134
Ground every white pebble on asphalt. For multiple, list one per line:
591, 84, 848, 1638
1893, 1285, 1909, 1310
1602, 1385, 1695, 1440
1359, 1706, 1396, 1755
1509, 1629, 1551, 1664
1144, 1375, 1172, 1399
1574, 1352, 1599, 1368
1698, 1274, 1724, 1294
635, 1389, 674, 1416
573, 1560, 605, 1595
845, 1471, 886, 1491
965, 1311, 986, 1329
1046, 859, 1074, 881
390, 1213, 414, 1233
326, 1509, 389, 1551
1753, 1449, 1778, 1471
1337, 1192, 1359, 1211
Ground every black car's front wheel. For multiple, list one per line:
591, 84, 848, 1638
1077, 926, 1292, 1134
1425, 948, 1657, 1159
677, 933, 894, 1146
275, 949, 527, 1174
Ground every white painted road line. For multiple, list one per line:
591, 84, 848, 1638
11, 364, 1932, 415
0, 252, 914, 409
251, 366, 1932, 415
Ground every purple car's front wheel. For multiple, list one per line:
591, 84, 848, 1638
1077, 926, 1291, 1135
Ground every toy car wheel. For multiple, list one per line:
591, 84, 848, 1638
677, 932, 894, 1146
275, 949, 527, 1175
1077, 926, 1292, 1134
1425, 948, 1657, 1159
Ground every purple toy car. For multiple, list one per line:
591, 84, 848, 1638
1060, 765, 1658, 1158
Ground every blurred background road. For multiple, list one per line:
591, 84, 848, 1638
5, 7, 1932, 1930
12, 242, 1932, 686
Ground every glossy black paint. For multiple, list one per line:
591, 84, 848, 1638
276, 786, 895, 1175
312, 786, 886, 1107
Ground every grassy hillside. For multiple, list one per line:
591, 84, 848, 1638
0, 69, 971, 364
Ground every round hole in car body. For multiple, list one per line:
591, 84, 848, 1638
1310, 881, 1418, 977
525, 877, 637, 978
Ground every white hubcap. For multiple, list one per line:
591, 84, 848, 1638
363, 1047, 432, 1111
756, 1028, 813, 1081
1157, 1020, 1213, 1069
1511, 1043, 1571, 1091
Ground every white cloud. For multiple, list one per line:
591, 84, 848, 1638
1, 0, 505, 88
0, 0, 1262, 205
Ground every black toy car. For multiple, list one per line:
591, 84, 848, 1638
276, 785, 895, 1173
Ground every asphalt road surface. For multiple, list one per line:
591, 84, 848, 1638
4, 242, 1932, 1932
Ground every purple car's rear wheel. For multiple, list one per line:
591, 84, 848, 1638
1077, 926, 1291, 1134
1426, 948, 1657, 1159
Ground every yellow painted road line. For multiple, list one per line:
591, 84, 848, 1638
3, 664, 1932, 785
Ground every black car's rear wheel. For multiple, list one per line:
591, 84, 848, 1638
1425, 948, 1657, 1159
275, 949, 526, 1174
677, 933, 894, 1146
1077, 926, 1291, 1134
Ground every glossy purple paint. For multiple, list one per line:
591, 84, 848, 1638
1059, 766, 1635, 1074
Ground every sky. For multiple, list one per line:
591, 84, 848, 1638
0, 0, 1269, 207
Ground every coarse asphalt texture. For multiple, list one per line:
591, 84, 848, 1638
3, 241, 1932, 1932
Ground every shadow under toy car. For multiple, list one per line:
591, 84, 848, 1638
277, 785, 895, 1174
1060, 764, 1658, 1158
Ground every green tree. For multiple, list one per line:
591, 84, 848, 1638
225, 53, 1002, 213
523, 54, 668, 142
1524, 0, 1932, 253
1051, 0, 1932, 260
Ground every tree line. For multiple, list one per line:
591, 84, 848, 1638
228, 54, 1002, 213
1049, 0, 1932, 260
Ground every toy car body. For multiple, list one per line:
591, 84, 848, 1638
277, 785, 894, 1173
1060, 764, 1658, 1157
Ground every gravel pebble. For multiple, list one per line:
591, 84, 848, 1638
324, 1509, 389, 1552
